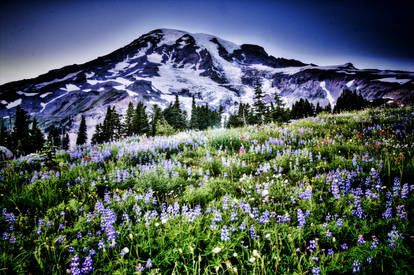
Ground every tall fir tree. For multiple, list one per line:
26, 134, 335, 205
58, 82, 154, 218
132, 102, 149, 136
91, 124, 103, 144
163, 95, 187, 130
125, 102, 135, 137
12, 106, 31, 155
48, 126, 61, 148
189, 95, 199, 129
76, 115, 87, 145
253, 80, 266, 124
150, 104, 162, 136
30, 118, 45, 152
0, 120, 9, 147
272, 92, 288, 123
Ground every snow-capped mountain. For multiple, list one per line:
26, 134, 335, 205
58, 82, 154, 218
0, 28, 413, 142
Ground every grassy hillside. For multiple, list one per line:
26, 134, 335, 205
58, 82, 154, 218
1, 107, 413, 274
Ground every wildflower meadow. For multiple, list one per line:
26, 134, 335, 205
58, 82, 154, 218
1, 107, 413, 274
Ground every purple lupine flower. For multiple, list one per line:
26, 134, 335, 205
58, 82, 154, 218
382, 207, 392, 220
370, 236, 378, 250
387, 226, 404, 249
312, 267, 321, 275
326, 231, 332, 238
81, 255, 94, 274
221, 225, 230, 241
239, 221, 247, 231
297, 209, 306, 227
401, 184, 409, 199
69, 254, 81, 275
357, 234, 366, 245
352, 260, 361, 273
341, 243, 348, 250
146, 258, 152, 268
250, 225, 256, 239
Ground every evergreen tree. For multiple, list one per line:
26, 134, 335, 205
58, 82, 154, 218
0, 120, 9, 147
12, 106, 31, 155
125, 102, 135, 137
253, 80, 266, 123
315, 102, 323, 115
48, 126, 61, 148
30, 118, 45, 152
333, 89, 367, 113
150, 104, 162, 136
189, 96, 199, 129
91, 124, 103, 144
132, 102, 150, 136
324, 103, 332, 113
155, 117, 176, 136
76, 115, 87, 145
271, 92, 288, 123
62, 133, 70, 150
163, 95, 187, 130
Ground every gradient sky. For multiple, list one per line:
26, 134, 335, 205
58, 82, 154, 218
1, 0, 413, 84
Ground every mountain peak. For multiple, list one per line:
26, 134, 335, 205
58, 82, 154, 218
1, 28, 413, 147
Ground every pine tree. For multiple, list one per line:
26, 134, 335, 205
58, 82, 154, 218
48, 126, 61, 148
253, 80, 266, 124
125, 102, 135, 137
91, 124, 103, 144
155, 117, 176, 136
76, 115, 87, 145
190, 96, 199, 129
12, 106, 31, 155
30, 118, 45, 152
132, 102, 149, 136
0, 120, 9, 147
315, 102, 323, 115
163, 95, 187, 130
150, 104, 162, 136
62, 133, 70, 150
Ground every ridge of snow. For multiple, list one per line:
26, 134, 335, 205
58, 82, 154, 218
375, 77, 411, 85
320, 81, 335, 108
35, 71, 82, 89
6, 98, 22, 109
17, 91, 39, 96
250, 64, 304, 75
147, 53, 163, 63
40, 92, 69, 113
61, 84, 80, 92
346, 80, 354, 87
40, 92, 52, 98
85, 72, 95, 78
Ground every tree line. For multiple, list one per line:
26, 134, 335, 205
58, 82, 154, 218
0, 106, 70, 156
0, 85, 370, 155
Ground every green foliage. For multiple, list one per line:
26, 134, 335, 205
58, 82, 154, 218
76, 115, 87, 145
334, 89, 367, 113
163, 95, 187, 130
1, 107, 413, 274
155, 117, 177, 136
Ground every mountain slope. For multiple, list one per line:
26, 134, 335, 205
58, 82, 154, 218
0, 28, 413, 143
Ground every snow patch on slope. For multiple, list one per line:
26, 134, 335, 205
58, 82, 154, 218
17, 91, 38, 96
320, 81, 335, 108
35, 71, 82, 89
375, 78, 411, 85
6, 98, 22, 109
62, 84, 80, 92
346, 80, 354, 87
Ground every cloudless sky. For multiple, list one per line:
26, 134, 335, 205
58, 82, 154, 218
1, 0, 413, 84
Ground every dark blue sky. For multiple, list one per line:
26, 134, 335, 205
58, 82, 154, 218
1, 0, 413, 84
